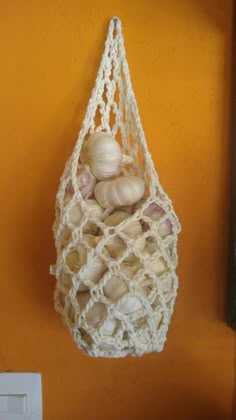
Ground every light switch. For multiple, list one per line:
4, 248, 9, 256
0, 373, 42, 420
0, 394, 26, 414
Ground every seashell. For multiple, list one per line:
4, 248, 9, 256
64, 164, 96, 203
103, 211, 145, 259
95, 176, 145, 208
77, 292, 106, 327
68, 199, 104, 234
81, 132, 122, 180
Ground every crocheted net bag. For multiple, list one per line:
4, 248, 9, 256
51, 17, 181, 358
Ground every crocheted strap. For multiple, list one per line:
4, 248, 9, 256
70, 16, 155, 189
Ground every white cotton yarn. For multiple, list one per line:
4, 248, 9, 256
51, 17, 181, 358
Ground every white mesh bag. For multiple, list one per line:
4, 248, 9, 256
50, 17, 181, 358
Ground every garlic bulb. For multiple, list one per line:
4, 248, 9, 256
144, 238, 158, 256
80, 255, 107, 290
155, 312, 163, 328
104, 210, 129, 226
68, 199, 104, 233
60, 271, 72, 290
158, 219, 172, 238
66, 247, 87, 273
68, 203, 83, 226
160, 277, 173, 292
65, 235, 98, 273
57, 291, 66, 308
104, 276, 128, 301
81, 132, 122, 180
60, 227, 71, 246
100, 318, 117, 335
103, 211, 145, 259
98, 342, 115, 351
105, 236, 126, 259
149, 257, 168, 276
77, 292, 106, 326
64, 165, 96, 203
64, 191, 72, 206
104, 264, 140, 301
118, 296, 142, 314
144, 202, 164, 220
120, 205, 132, 213
95, 176, 145, 208
133, 199, 164, 220
86, 302, 106, 327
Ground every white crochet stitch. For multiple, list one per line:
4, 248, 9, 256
51, 17, 181, 358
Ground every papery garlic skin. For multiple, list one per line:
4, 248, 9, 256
104, 276, 128, 301
158, 219, 172, 238
80, 255, 108, 290
86, 302, 106, 326
144, 202, 164, 220
59, 227, 71, 247
82, 132, 122, 181
64, 165, 96, 203
60, 271, 72, 290
77, 292, 106, 327
66, 247, 86, 273
118, 296, 142, 314
95, 176, 145, 208
65, 236, 106, 292
103, 211, 145, 259
105, 236, 126, 259
68, 203, 83, 226
148, 256, 168, 276
103, 264, 140, 301
100, 318, 117, 335
133, 199, 164, 220
65, 235, 98, 273
68, 199, 104, 234
160, 277, 173, 292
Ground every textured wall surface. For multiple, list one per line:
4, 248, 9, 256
0, 1, 235, 419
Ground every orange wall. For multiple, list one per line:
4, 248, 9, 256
0, 1, 235, 419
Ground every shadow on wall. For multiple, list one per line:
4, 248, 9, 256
193, 0, 232, 30
163, 0, 232, 30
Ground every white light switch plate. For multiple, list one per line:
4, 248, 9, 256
0, 373, 42, 420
